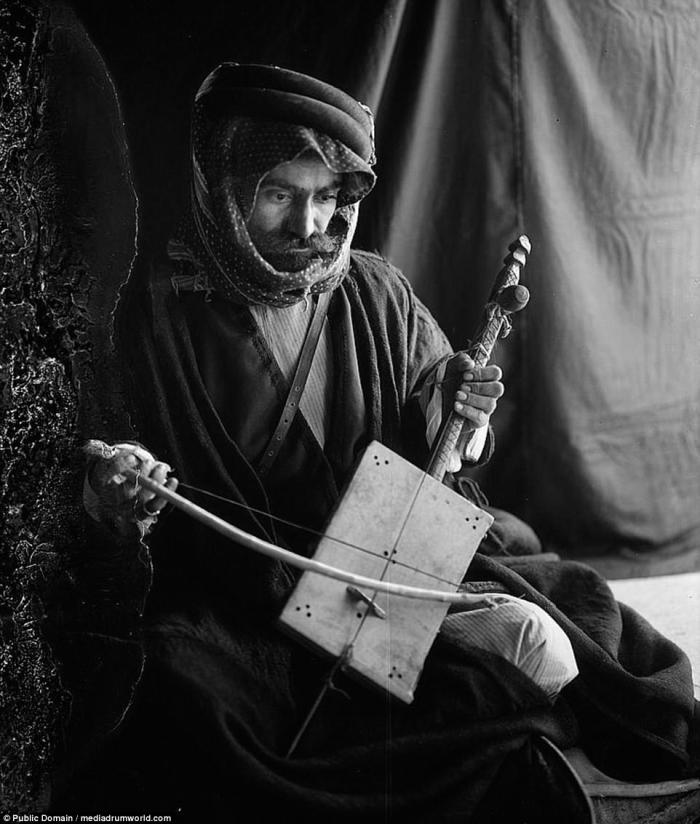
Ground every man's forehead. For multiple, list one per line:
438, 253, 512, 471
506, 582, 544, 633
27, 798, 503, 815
259, 156, 342, 189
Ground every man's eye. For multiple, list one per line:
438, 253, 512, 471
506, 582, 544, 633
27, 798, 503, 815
263, 190, 290, 203
317, 192, 339, 204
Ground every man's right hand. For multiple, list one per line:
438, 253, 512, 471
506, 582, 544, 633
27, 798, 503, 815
83, 440, 178, 539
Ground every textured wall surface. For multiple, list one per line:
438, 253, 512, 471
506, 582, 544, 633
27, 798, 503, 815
0, 2, 74, 808
0, 0, 139, 809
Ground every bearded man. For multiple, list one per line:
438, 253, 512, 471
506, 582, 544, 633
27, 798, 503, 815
64, 65, 698, 822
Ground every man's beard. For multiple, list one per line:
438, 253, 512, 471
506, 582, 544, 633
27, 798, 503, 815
247, 227, 341, 273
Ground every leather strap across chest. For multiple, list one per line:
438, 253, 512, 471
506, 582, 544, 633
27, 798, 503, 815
257, 291, 332, 478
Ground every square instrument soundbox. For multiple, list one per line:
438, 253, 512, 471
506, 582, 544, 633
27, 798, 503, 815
279, 440, 493, 703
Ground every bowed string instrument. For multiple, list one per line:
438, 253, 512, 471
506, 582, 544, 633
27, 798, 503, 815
117, 234, 531, 741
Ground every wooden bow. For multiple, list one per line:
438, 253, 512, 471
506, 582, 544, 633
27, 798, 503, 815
129, 469, 494, 607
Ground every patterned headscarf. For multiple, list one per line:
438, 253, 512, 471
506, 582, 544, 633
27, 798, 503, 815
168, 64, 377, 307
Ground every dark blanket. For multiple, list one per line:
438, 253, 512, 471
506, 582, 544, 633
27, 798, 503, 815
472, 555, 699, 781
51, 251, 699, 821
53, 553, 698, 823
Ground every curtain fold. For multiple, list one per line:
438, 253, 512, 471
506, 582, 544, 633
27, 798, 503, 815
516, 0, 700, 554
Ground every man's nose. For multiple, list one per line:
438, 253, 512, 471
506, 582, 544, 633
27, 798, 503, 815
287, 200, 316, 239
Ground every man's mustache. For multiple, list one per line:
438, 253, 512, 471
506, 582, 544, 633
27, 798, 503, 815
254, 231, 337, 255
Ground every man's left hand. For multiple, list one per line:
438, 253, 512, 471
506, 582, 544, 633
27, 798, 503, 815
448, 352, 504, 431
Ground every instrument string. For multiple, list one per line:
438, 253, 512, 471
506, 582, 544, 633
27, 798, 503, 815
178, 481, 467, 590
340, 459, 437, 646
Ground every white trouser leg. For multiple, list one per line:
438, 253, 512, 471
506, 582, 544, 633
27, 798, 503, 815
440, 596, 579, 700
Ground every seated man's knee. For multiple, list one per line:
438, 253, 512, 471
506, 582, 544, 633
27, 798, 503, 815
503, 600, 578, 700
441, 599, 578, 701
480, 507, 543, 557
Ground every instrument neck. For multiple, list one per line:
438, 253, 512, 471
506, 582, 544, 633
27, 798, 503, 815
424, 304, 505, 482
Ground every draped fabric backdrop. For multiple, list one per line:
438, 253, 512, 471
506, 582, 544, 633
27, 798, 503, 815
518, 0, 700, 561
70, 0, 700, 562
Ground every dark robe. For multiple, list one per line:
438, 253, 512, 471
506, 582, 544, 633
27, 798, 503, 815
53, 251, 699, 823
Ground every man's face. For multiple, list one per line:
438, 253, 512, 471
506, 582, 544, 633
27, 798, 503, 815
246, 155, 343, 272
